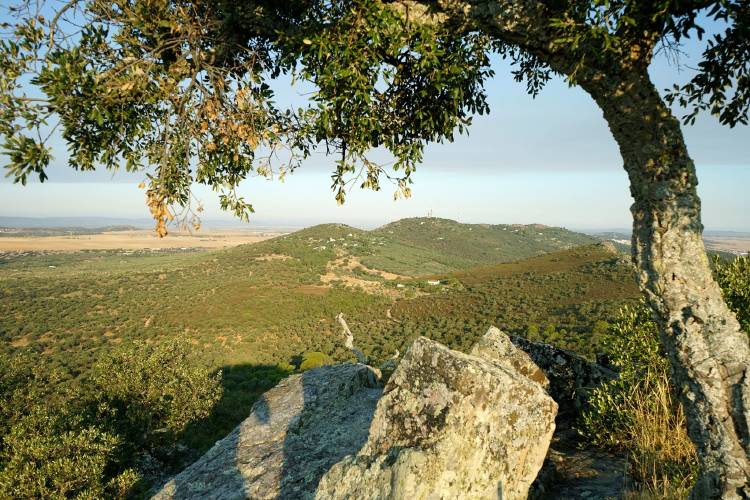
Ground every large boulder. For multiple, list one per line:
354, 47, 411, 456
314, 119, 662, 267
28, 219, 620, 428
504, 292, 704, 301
471, 326, 550, 390
152, 363, 382, 500
509, 336, 616, 416
316, 335, 558, 500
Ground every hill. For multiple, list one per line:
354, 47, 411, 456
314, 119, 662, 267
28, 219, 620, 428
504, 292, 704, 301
0, 219, 637, 475
370, 218, 596, 273
266, 217, 597, 277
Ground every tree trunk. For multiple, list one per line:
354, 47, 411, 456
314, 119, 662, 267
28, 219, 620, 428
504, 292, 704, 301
581, 68, 750, 498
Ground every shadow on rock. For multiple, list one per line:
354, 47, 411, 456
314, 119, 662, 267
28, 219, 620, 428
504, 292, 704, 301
151, 364, 381, 499
180, 364, 291, 454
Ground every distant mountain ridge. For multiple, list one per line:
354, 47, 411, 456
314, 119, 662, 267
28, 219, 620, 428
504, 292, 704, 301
0, 216, 153, 228
0, 225, 140, 237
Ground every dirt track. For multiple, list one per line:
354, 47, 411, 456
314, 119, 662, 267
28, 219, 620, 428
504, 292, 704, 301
0, 229, 285, 252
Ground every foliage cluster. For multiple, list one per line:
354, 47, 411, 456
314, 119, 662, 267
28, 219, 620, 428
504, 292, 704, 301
581, 256, 750, 497
713, 254, 750, 333
580, 303, 698, 497
2, 1, 747, 233
0, 0, 497, 230
298, 351, 334, 371
0, 338, 221, 498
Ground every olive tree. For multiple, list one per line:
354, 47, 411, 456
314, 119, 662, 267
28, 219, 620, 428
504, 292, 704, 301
1, 1, 748, 497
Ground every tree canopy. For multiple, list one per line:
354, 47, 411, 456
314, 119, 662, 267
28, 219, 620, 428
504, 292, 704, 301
3, 1, 750, 496
1, 1, 746, 234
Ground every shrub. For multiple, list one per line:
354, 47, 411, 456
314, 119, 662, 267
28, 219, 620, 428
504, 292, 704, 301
299, 351, 334, 371
0, 353, 137, 498
581, 258, 750, 497
0, 408, 136, 499
713, 255, 750, 333
581, 303, 698, 497
0, 338, 222, 497
88, 338, 223, 463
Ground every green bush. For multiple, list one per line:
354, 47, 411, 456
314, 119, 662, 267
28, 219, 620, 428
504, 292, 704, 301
0, 353, 136, 498
713, 255, 750, 333
581, 257, 750, 497
0, 408, 136, 499
0, 338, 222, 498
299, 351, 334, 371
580, 303, 698, 496
88, 338, 223, 460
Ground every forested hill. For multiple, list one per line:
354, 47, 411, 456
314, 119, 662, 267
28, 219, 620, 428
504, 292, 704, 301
273, 217, 596, 276
0, 218, 633, 493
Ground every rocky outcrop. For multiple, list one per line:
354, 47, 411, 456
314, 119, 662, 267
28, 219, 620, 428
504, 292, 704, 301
471, 326, 550, 390
152, 363, 382, 500
316, 335, 557, 499
153, 329, 566, 500
510, 335, 616, 416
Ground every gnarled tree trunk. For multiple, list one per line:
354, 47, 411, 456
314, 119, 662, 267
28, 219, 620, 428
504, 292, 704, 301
582, 68, 750, 498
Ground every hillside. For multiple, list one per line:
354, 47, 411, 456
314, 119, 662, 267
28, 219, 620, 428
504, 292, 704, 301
370, 218, 596, 273
267, 217, 597, 277
0, 219, 636, 476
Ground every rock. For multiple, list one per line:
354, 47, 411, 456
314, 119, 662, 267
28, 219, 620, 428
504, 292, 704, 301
471, 326, 550, 390
508, 336, 624, 500
316, 336, 558, 500
510, 335, 616, 416
152, 363, 382, 500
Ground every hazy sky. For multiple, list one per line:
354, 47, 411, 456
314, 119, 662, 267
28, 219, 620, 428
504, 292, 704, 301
1, 18, 748, 230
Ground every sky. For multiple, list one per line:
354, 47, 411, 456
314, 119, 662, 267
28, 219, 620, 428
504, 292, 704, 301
1, 16, 748, 231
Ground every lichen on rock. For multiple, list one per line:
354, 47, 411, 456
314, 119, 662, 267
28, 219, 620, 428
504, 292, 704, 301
316, 335, 558, 500
471, 326, 550, 390
509, 335, 616, 416
153, 329, 565, 500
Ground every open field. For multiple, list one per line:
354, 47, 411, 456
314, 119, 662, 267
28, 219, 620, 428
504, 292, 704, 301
703, 235, 750, 256
0, 228, 286, 252
593, 231, 750, 257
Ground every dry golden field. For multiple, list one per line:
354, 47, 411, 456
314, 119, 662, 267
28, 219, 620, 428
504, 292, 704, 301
0, 229, 286, 252
703, 235, 750, 256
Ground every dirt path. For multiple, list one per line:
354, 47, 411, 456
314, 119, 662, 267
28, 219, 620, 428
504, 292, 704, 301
320, 251, 411, 297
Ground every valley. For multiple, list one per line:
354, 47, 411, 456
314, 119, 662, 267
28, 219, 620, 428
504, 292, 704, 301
0, 217, 639, 456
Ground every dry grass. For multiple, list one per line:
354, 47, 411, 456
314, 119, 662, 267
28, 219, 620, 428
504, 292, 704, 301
0, 229, 284, 252
622, 370, 698, 499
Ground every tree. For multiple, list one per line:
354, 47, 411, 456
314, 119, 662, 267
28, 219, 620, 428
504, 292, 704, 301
1, 0, 748, 497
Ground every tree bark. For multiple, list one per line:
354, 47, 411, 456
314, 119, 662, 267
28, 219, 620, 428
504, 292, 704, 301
581, 68, 750, 498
